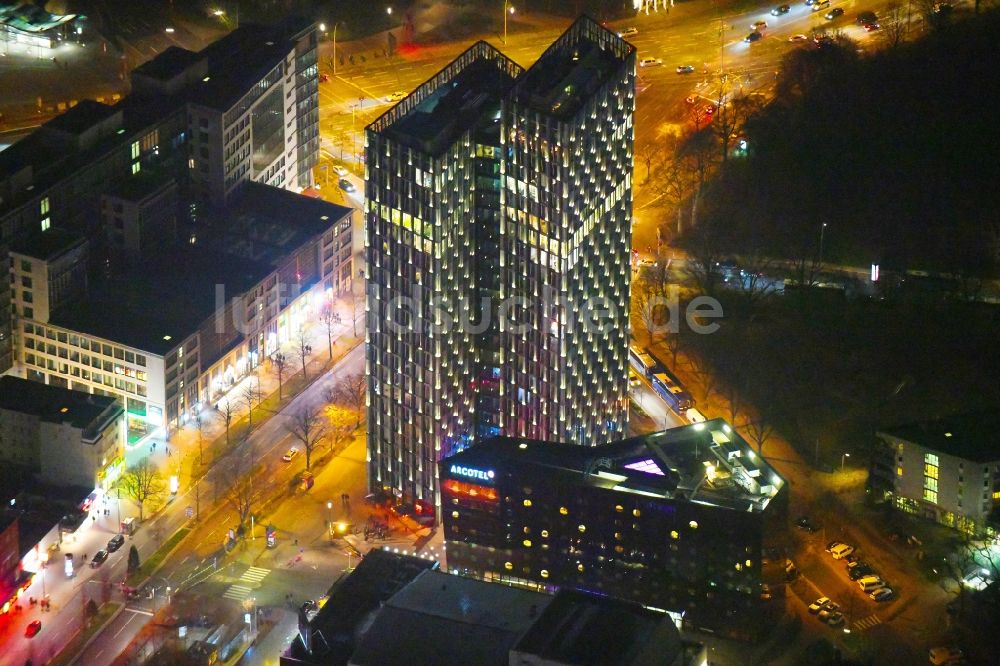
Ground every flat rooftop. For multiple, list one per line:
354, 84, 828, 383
879, 411, 1000, 462
444, 419, 786, 513
372, 41, 522, 156
513, 590, 682, 666
509, 16, 633, 119
131, 45, 204, 82
0, 376, 119, 429
9, 226, 84, 261
103, 169, 177, 202
351, 570, 550, 665
48, 183, 348, 355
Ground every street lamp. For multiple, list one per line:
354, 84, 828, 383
503, 2, 515, 45
326, 500, 333, 535
841, 452, 850, 472
331, 22, 343, 75
819, 222, 828, 265
386, 6, 393, 15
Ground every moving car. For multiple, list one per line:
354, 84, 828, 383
676, 64, 696, 74
864, 22, 880, 31
332, 165, 349, 177
788, 33, 809, 41
772, 4, 791, 14
25, 620, 42, 638
684, 95, 697, 104
811, 0, 831, 10
282, 447, 300, 462
808, 596, 831, 613
107, 534, 125, 553
386, 91, 407, 102
825, 7, 845, 19
639, 57, 663, 67
628, 374, 642, 388
91, 550, 109, 568
857, 10, 878, 23
338, 178, 355, 192
745, 31, 763, 43
318, 73, 330, 83
618, 27, 639, 37
751, 20, 769, 29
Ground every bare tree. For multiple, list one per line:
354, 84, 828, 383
351, 288, 365, 337
743, 417, 776, 455
326, 407, 355, 455
880, 2, 909, 48
637, 142, 660, 183
194, 410, 205, 466
241, 379, 260, 430
319, 304, 342, 360
220, 440, 261, 535
328, 372, 367, 427
285, 405, 327, 471
649, 133, 694, 235
221, 401, 234, 448
632, 280, 662, 346
271, 352, 288, 401
295, 326, 310, 381
119, 457, 165, 522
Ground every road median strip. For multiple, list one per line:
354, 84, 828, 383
127, 527, 192, 588
49, 601, 123, 666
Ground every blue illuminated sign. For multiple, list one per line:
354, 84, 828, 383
450, 465, 495, 483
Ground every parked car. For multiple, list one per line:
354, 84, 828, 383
676, 64, 696, 74
745, 31, 763, 43
107, 534, 125, 553
825, 540, 844, 552
929, 647, 964, 665
808, 596, 831, 613
826, 611, 845, 627
639, 57, 663, 67
849, 565, 875, 580
796, 516, 818, 532
91, 550, 109, 568
282, 447, 300, 462
870, 586, 895, 602
857, 10, 878, 23
686, 408, 707, 423
772, 4, 791, 14
25, 620, 42, 638
386, 90, 407, 102
825, 7, 845, 19
618, 26, 639, 37
831, 543, 855, 559
332, 165, 349, 177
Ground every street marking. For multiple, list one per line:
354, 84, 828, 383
124, 607, 154, 617
241, 566, 270, 583
852, 614, 882, 631
223, 584, 253, 600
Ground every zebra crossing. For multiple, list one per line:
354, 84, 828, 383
222, 566, 270, 601
852, 614, 882, 632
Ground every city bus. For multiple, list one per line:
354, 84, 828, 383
629, 345, 659, 378
651, 372, 694, 413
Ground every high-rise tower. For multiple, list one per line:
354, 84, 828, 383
365, 17, 634, 511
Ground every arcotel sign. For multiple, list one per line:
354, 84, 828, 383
450, 465, 495, 483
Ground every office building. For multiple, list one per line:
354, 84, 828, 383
0, 17, 319, 374
0, 376, 124, 490
365, 16, 634, 514
440, 419, 787, 640
10, 185, 352, 438
870, 412, 1000, 536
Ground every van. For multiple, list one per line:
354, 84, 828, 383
686, 408, 707, 424
830, 543, 855, 560
857, 576, 884, 592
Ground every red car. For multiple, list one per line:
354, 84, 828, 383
25, 620, 42, 638
319, 73, 330, 83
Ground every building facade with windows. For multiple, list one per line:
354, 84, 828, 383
439, 420, 787, 640
0, 376, 124, 490
871, 412, 1000, 536
9, 186, 352, 439
365, 17, 634, 514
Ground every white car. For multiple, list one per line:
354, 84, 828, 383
808, 596, 831, 613
282, 447, 299, 462
788, 33, 809, 41
751, 20, 768, 30
639, 57, 663, 68
332, 165, 348, 177
685, 408, 706, 423
618, 27, 639, 37
831, 543, 855, 559
386, 90, 407, 103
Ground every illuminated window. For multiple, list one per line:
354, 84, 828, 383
745, 559, 752, 567
559, 506, 568, 515
614, 545, 624, 553
40, 217, 50, 232
523, 527, 530, 534
924, 488, 938, 503
897, 467, 903, 476
735, 562, 743, 571
540, 569, 549, 578
504, 561, 513, 571
40, 197, 49, 216
614, 532, 622, 540
670, 530, 679, 539
451, 511, 459, 519
689, 520, 698, 529
523, 499, 532, 507
522, 539, 532, 547
615, 505, 624, 513
541, 530, 549, 538
577, 524, 586, 533
577, 563, 585, 572
632, 509, 641, 517
992, 491, 1000, 499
